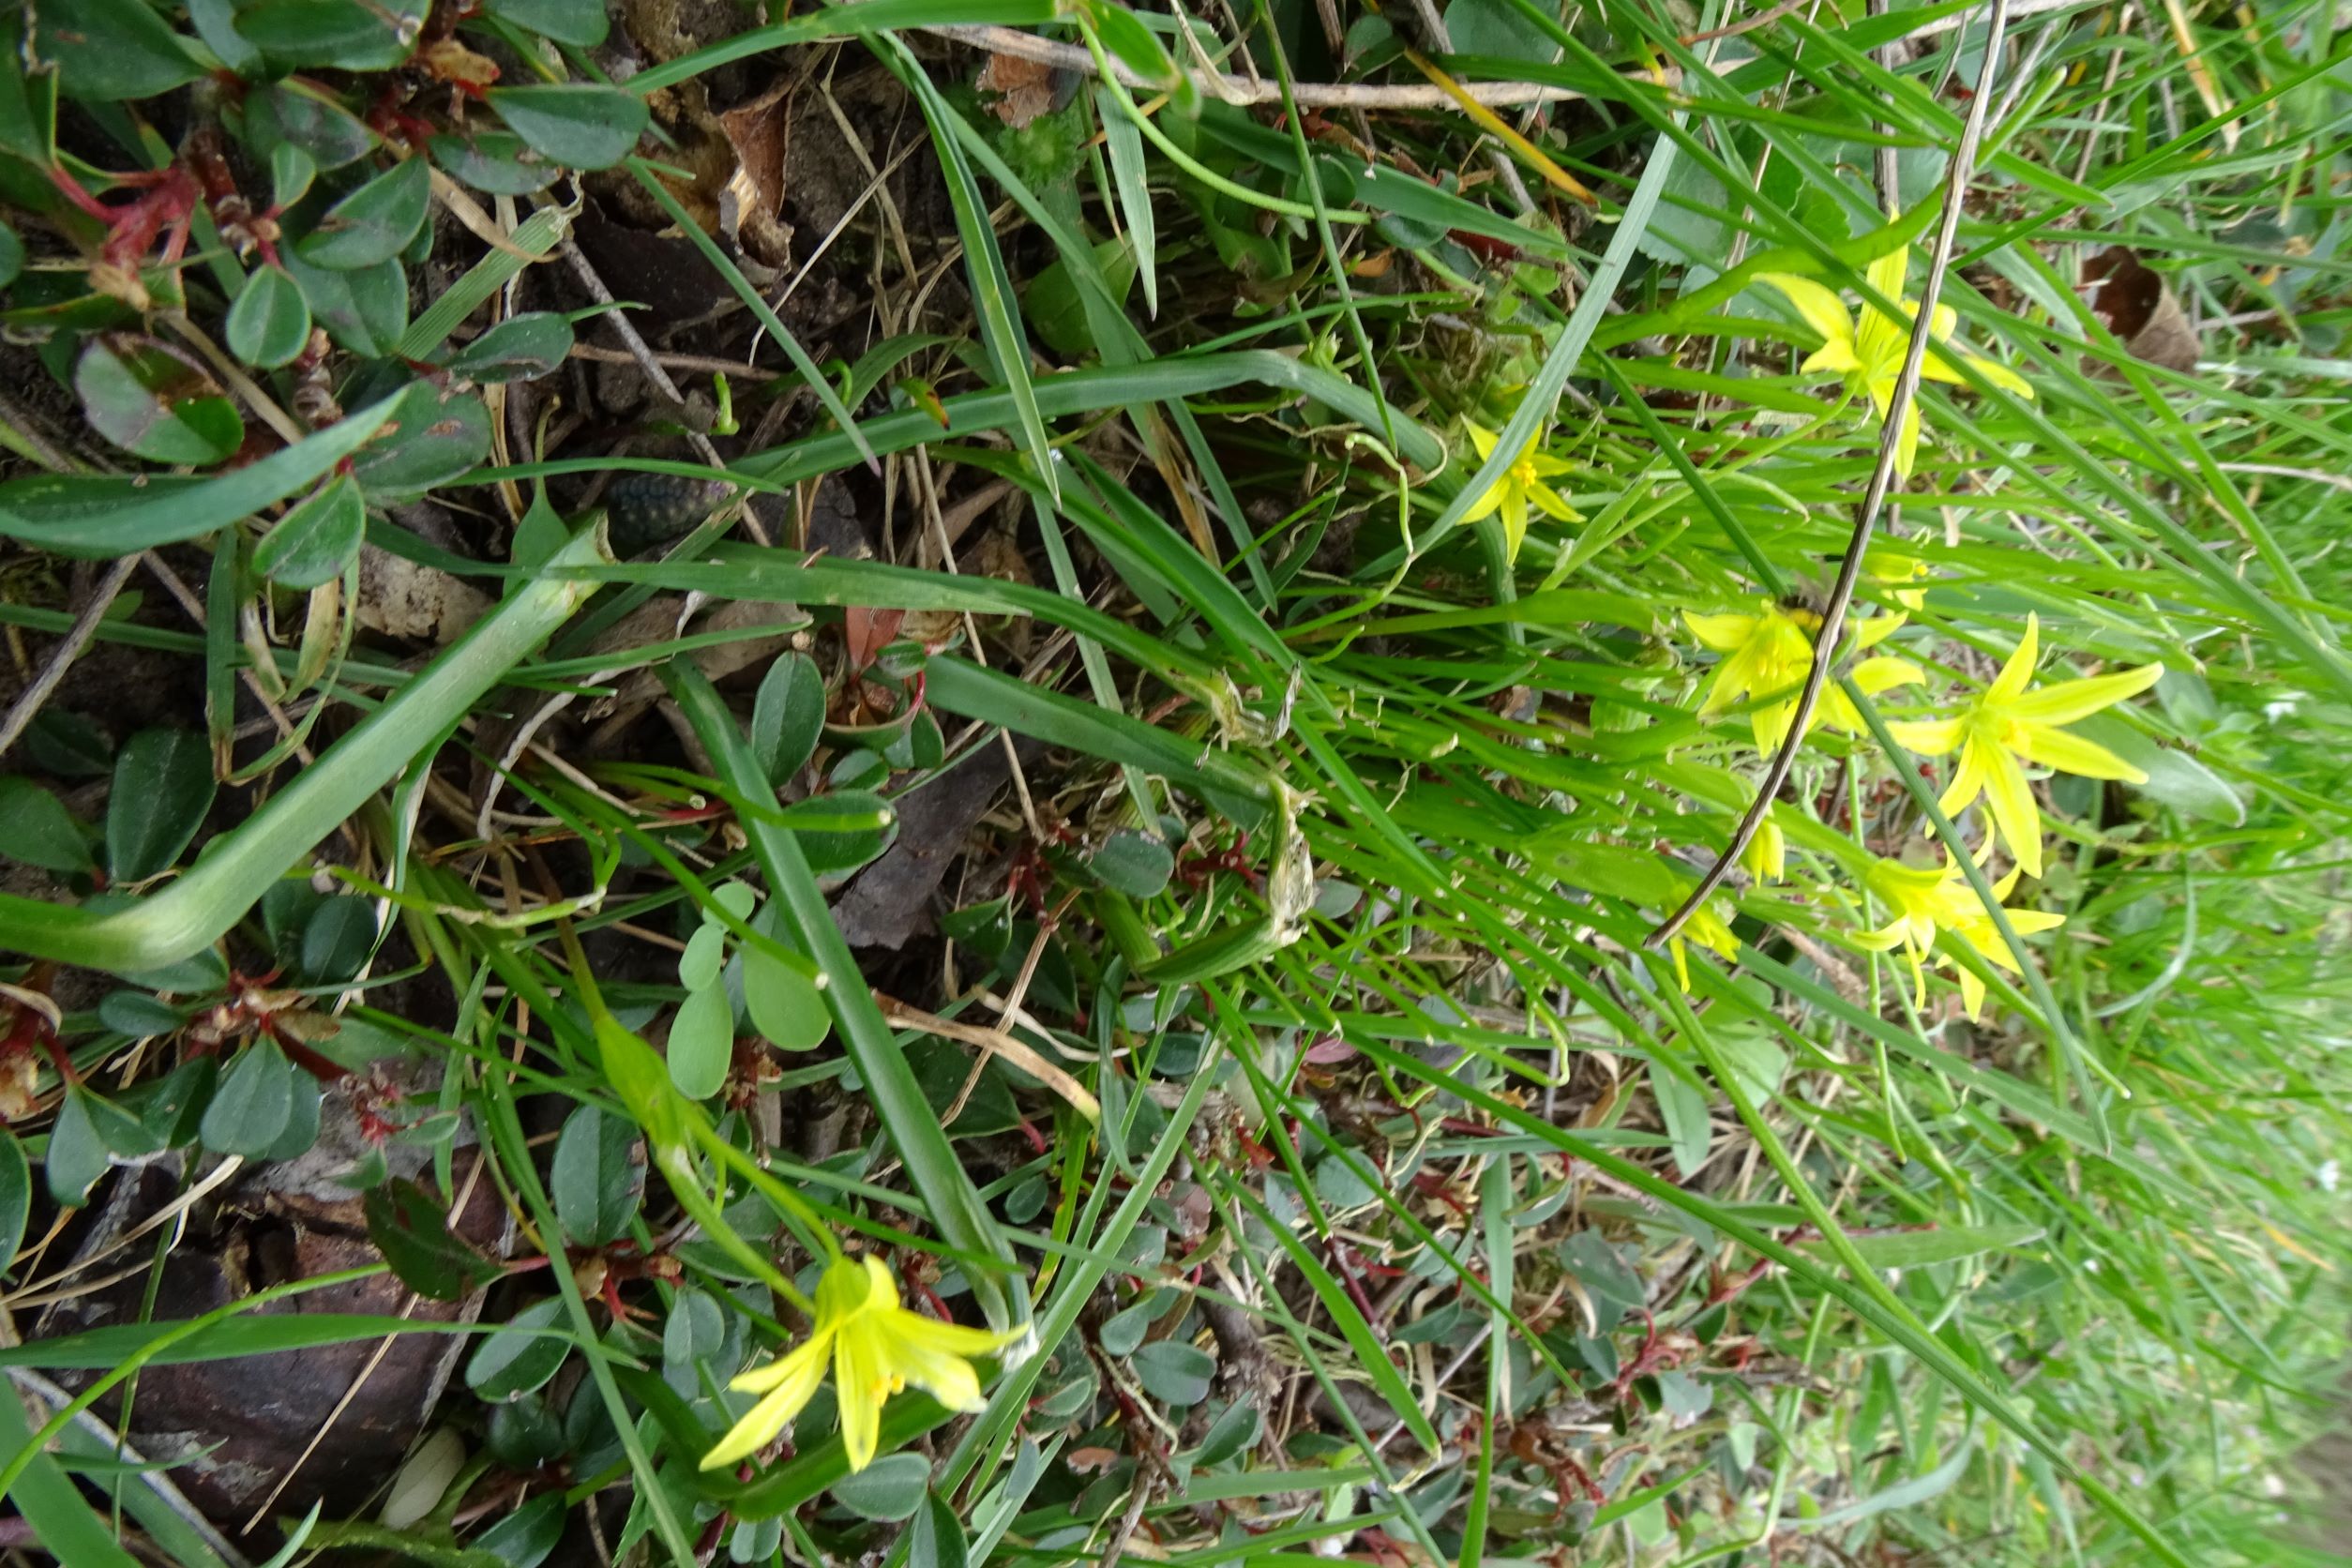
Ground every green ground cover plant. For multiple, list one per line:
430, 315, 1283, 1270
0, 0, 2344, 1562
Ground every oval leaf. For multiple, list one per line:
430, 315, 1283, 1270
751, 653, 825, 786
550, 1104, 641, 1247
0, 1132, 26, 1274
466, 1296, 571, 1400
107, 728, 216, 882
446, 312, 574, 382
0, 777, 93, 875
364, 1178, 501, 1301
347, 380, 490, 501
253, 474, 366, 589
199, 1040, 296, 1157
41, 0, 204, 98
743, 939, 829, 1053
489, 84, 648, 171
667, 982, 733, 1099
483, 0, 608, 45
427, 130, 559, 196
829, 1453, 931, 1521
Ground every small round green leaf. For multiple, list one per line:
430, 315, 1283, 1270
107, 727, 217, 882
743, 936, 829, 1053
1089, 829, 1173, 897
270, 142, 317, 208
248, 83, 377, 171
662, 1287, 725, 1367
47, 1088, 115, 1206
489, 84, 649, 171
668, 981, 734, 1098
226, 264, 312, 368
298, 157, 430, 270
467, 1296, 571, 1400
550, 1105, 641, 1247
299, 893, 378, 982
0, 776, 93, 875
200, 1040, 297, 1157
829, 1453, 931, 1521
252, 474, 365, 589
75, 335, 243, 465
237, 0, 427, 70
446, 312, 574, 383
98, 991, 183, 1040
1131, 1340, 1214, 1406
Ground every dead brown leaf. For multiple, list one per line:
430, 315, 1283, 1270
976, 52, 1065, 128
2081, 246, 2200, 374
716, 78, 797, 267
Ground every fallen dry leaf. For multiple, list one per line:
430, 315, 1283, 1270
2081, 246, 2199, 374
977, 52, 1068, 129
716, 77, 796, 267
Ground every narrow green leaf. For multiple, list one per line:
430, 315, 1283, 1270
0, 394, 397, 556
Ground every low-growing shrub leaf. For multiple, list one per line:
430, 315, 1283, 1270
40, 0, 204, 98
467, 1296, 570, 1400
364, 1179, 501, 1301
489, 84, 648, 170
226, 264, 312, 369
751, 653, 825, 786
252, 474, 365, 589
200, 1040, 297, 1157
74, 336, 243, 465
107, 728, 216, 882
0, 778, 93, 875
550, 1105, 641, 1246
446, 312, 573, 382
299, 157, 430, 270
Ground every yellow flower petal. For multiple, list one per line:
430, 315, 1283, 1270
730, 1333, 832, 1397
1864, 247, 1909, 306
1758, 273, 1857, 352
701, 1376, 817, 1471
1937, 734, 1989, 817
2019, 723, 2148, 783
1802, 341, 1862, 377
1853, 656, 1923, 694
1889, 716, 1964, 756
1988, 614, 2041, 703
1530, 483, 1583, 523
1684, 611, 1760, 653
1982, 745, 2043, 878
1465, 421, 1500, 461
2005, 663, 2164, 725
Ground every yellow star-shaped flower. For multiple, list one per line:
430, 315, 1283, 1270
1669, 899, 1741, 992
701, 1255, 1021, 1473
1760, 249, 2033, 477
1459, 418, 1580, 563
1854, 855, 2064, 1019
1887, 614, 2164, 878
1683, 602, 1922, 756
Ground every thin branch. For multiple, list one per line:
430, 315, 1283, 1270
923, 23, 1643, 106
1649, 0, 2017, 946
